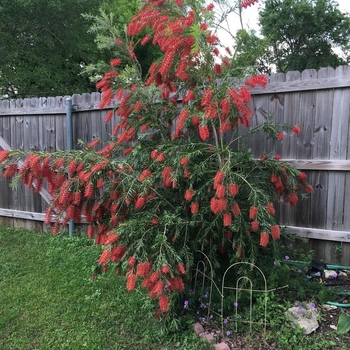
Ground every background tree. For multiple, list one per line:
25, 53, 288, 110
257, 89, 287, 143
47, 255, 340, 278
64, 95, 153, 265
0, 0, 145, 99
259, 0, 350, 72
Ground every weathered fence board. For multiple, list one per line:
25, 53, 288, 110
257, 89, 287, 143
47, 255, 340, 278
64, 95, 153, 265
1, 65, 350, 265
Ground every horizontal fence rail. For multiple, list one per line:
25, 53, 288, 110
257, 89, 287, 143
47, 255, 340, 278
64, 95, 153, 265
1, 65, 350, 264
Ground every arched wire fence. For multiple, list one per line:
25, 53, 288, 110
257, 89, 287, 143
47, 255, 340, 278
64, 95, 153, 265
193, 251, 288, 336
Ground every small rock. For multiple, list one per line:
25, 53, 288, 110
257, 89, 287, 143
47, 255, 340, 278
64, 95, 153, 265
215, 342, 230, 350
285, 306, 319, 335
193, 322, 204, 335
199, 332, 215, 343
324, 270, 337, 279
322, 304, 338, 311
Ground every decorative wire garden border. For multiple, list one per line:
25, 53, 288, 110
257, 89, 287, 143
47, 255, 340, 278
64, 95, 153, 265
193, 251, 288, 336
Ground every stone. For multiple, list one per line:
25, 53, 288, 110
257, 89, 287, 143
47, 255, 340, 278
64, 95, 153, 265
215, 342, 230, 350
285, 306, 319, 335
324, 270, 337, 279
199, 333, 215, 343
193, 322, 205, 335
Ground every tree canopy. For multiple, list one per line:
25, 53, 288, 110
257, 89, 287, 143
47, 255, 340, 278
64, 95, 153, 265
258, 0, 350, 72
0, 0, 143, 98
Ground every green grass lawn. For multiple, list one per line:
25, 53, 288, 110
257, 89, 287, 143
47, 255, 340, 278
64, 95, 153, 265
0, 226, 210, 350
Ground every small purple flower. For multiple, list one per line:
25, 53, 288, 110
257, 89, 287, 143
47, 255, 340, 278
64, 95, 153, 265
297, 269, 302, 273
184, 300, 189, 309
306, 275, 311, 279
285, 255, 290, 260
298, 305, 303, 311
310, 303, 316, 309
333, 272, 338, 278
233, 302, 238, 307
210, 314, 213, 319
224, 318, 228, 324
226, 330, 231, 336
289, 243, 293, 248
273, 261, 277, 265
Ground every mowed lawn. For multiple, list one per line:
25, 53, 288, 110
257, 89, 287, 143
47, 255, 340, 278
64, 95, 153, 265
0, 226, 209, 350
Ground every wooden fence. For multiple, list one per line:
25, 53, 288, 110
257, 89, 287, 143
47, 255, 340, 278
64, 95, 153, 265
1, 65, 350, 265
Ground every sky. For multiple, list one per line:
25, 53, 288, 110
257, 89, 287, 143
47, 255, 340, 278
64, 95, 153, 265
238, 0, 350, 33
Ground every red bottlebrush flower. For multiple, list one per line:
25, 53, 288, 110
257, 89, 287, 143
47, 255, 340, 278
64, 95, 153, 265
180, 157, 189, 166
206, 34, 219, 44
149, 281, 164, 298
122, 147, 133, 155
183, 90, 195, 103
213, 171, 225, 189
161, 265, 170, 274
228, 183, 239, 196
190, 202, 199, 214
226, 231, 233, 240
305, 185, 313, 193
127, 273, 137, 291
231, 203, 241, 217
199, 23, 208, 31
168, 277, 184, 292
84, 182, 94, 199
98, 249, 111, 265
216, 184, 226, 199
288, 193, 299, 207
298, 172, 308, 181
105, 233, 120, 245
223, 212, 232, 227
260, 231, 269, 247
161, 166, 172, 179
249, 206, 258, 220
222, 57, 230, 67
150, 218, 159, 225
277, 132, 284, 141
96, 178, 104, 189
271, 225, 281, 240
140, 34, 152, 46
136, 261, 151, 277
149, 271, 161, 284
176, 263, 186, 274
214, 64, 223, 75
134, 101, 143, 112
128, 256, 136, 267
91, 161, 109, 173
241, 0, 259, 9
87, 225, 95, 239
135, 197, 146, 210
199, 125, 210, 141
251, 221, 259, 231
87, 139, 99, 149
292, 125, 301, 134
3, 164, 17, 178
212, 47, 220, 56
0, 149, 9, 163
225, 47, 233, 56
110, 58, 121, 66
184, 189, 194, 201
192, 115, 200, 128
266, 203, 275, 216
159, 294, 169, 312
67, 160, 78, 174
237, 246, 243, 259
201, 88, 213, 107
150, 149, 159, 160
139, 169, 152, 182
156, 152, 165, 162
110, 245, 126, 262
274, 155, 281, 161
115, 38, 122, 44
245, 74, 267, 88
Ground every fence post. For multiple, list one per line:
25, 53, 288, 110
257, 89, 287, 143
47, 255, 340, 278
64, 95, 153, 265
66, 97, 74, 237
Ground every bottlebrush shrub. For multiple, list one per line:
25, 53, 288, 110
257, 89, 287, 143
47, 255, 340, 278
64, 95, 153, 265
0, 0, 311, 316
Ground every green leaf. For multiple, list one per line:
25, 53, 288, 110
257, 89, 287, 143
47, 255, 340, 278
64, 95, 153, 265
337, 312, 350, 335
317, 289, 337, 305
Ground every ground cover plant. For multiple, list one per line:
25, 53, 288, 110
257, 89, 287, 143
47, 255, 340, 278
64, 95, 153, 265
0, 226, 211, 350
